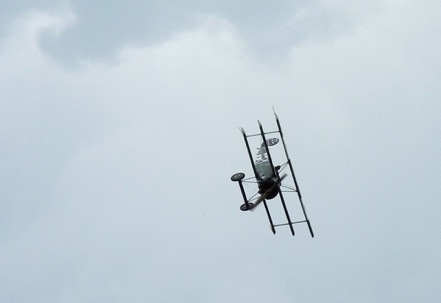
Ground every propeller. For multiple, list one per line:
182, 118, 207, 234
251, 174, 287, 211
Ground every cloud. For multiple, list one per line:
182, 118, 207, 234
3, 0, 381, 65
0, 11, 302, 302
1, 1, 441, 302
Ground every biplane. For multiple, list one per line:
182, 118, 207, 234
231, 111, 314, 237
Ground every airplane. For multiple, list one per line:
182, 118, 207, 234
231, 111, 314, 237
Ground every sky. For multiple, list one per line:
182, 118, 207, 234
1, 0, 440, 302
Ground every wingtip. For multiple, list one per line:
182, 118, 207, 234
273, 108, 279, 120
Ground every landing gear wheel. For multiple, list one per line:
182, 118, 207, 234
240, 202, 254, 211
231, 172, 245, 182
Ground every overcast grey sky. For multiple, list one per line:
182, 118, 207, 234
1, 1, 440, 302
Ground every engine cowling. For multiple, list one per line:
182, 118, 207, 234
258, 179, 279, 200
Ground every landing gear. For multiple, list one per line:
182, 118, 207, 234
230, 172, 245, 182
231, 173, 252, 211
240, 202, 254, 211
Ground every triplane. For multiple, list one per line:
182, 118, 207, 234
231, 111, 314, 237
